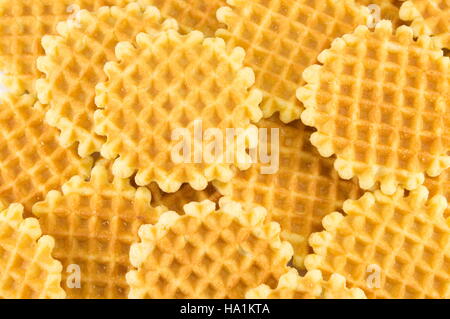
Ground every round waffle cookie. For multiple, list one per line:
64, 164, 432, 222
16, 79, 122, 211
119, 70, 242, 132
37, 3, 176, 157
216, 0, 372, 122
357, 0, 403, 27
139, 0, 226, 36
400, 0, 449, 49
149, 183, 222, 213
94, 29, 263, 192
0, 203, 65, 299
305, 186, 450, 299
0, 0, 132, 95
298, 21, 450, 195
214, 116, 364, 268
246, 268, 366, 299
31, 162, 163, 299
126, 198, 293, 299
0, 93, 92, 212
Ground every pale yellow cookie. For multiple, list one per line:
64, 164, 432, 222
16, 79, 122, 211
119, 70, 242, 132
0, 93, 92, 212
0, 203, 65, 299
217, 0, 372, 122
149, 183, 222, 213
298, 21, 450, 195
126, 198, 293, 298
32, 162, 163, 299
37, 3, 176, 157
0, 0, 132, 95
400, 0, 449, 49
139, 0, 226, 36
306, 186, 450, 299
215, 116, 364, 268
95, 29, 263, 192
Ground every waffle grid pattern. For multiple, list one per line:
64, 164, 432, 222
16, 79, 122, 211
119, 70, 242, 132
0, 0, 447, 301
306, 186, 450, 299
95, 29, 263, 192
0, 0, 131, 95
37, 2, 174, 157
400, 0, 449, 49
127, 198, 293, 298
139, 0, 226, 36
0, 93, 92, 212
32, 163, 161, 299
214, 116, 363, 268
299, 21, 450, 195
0, 203, 65, 299
217, 0, 371, 122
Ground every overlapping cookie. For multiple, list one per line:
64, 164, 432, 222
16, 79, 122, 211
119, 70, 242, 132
95, 29, 262, 192
0, 93, 92, 212
215, 116, 363, 268
0, 0, 133, 94
127, 198, 293, 298
32, 162, 163, 299
217, 0, 372, 122
0, 202, 65, 299
306, 186, 449, 298
400, 0, 449, 49
298, 21, 450, 194
37, 2, 177, 157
